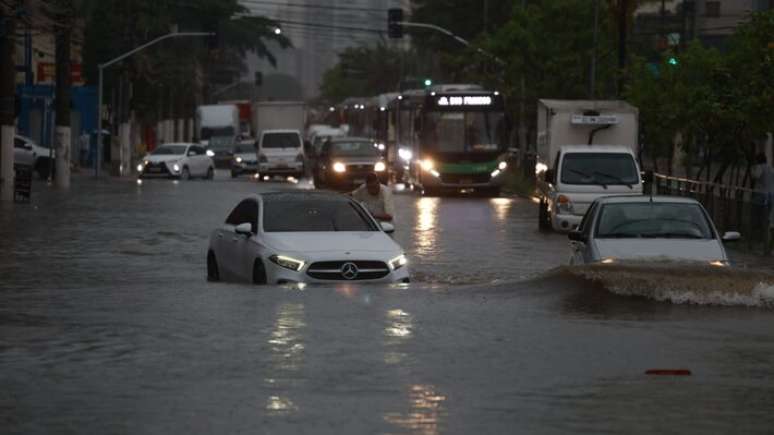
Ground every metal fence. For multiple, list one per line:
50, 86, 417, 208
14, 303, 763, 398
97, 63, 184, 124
650, 173, 772, 255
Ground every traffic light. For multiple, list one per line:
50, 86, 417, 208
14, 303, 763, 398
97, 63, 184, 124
387, 8, 403, 39
667, 56, 679, 66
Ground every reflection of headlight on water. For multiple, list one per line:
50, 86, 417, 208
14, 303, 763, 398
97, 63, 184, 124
398, 148, 413, 162
535, 162, 548, 175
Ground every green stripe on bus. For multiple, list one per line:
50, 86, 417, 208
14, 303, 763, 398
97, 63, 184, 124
439, 161, 498, 174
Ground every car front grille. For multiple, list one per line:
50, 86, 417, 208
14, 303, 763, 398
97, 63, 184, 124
346, 164, 375, 174
439, 173, 491, 184
307, 260, 390, 281
143, 162, 171, 175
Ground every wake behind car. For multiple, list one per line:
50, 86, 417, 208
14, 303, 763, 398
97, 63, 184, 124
314, 136, 388, 190
207, 192, 409, 285
138, 143, 215, 180
568, 195, 740, 266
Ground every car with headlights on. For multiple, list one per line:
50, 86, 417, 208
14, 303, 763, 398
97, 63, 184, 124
568, 195, 740, 266
138, 143, 215, 180
230, 142, 258, 178
313, 137, 388, 190
207, 191, 410, 285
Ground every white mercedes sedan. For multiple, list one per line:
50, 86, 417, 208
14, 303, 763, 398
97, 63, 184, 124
207, 192, 410, 285
568, 195, 740, 266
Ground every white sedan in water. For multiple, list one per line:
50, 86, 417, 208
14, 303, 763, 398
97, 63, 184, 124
138, 143, 215, 179
568, 195, 740, 266
207, 192, 410, 285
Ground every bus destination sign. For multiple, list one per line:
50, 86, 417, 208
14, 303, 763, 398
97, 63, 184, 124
437, 96, 493, 107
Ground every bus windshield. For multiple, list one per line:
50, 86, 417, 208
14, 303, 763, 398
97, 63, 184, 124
423, 111, 506, 153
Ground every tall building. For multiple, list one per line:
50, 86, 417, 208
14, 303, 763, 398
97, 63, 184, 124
242, 0, 409, 100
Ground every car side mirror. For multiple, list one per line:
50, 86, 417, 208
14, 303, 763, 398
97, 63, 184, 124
568, 230, 586, 243
544, 169, 555, 184
722, 231, 741, 242
380, 222, 395, 234
235, 222, 253, 236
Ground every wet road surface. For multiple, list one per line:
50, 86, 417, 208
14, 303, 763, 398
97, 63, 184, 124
2, 173, 774, 434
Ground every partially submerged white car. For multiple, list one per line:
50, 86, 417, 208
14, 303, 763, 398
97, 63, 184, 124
138, 143, 215, 179
568, 195, 740, 266
207, 192, 410, 285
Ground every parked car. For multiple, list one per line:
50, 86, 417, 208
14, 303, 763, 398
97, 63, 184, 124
230, 142, 258, 178
568, 195, 740, 266
256, 129, 305, 178
207, 192, 410, 285
313, 137, 388, 190
14, 135, 55, 179
138, 143, 215, 180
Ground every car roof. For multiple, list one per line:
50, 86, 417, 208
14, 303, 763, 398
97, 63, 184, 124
594, 195, 701, 205
259, 191, 353, 203
262, 129, 300, 134
560, 145, 636, 153
329, 136, 374, 143
159, 142, 192, 147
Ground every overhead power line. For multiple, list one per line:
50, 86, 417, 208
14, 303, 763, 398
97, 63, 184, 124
239, 0, 388, 13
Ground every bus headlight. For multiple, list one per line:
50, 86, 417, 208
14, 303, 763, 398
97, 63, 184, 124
498, 161, 508, 171
333, 162, 346, 173
374, 162, 386, 172
420, 159, 434, 172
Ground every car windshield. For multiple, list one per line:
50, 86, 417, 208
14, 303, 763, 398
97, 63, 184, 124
330, 141, 379, 157
596, 202, 714, 239
423, 111, 507, 153
262, 133, 301, 148
233, 144, 254, 154
263, 198, 377, 232
561, 153, 639, 186
151, 145, 187, 155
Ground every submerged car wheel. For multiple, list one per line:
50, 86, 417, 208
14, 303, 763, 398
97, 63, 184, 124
206, 167, 214, 180
181, 166, 191, 180
207, 251, 220, 282
253, 259, 267, 285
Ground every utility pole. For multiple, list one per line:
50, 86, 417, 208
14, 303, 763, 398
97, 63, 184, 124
519, 0, 527, 160
54, 0, 73, 189
617, 0, 629, 96
0, 2, 18, 202
589, 0, 600, 99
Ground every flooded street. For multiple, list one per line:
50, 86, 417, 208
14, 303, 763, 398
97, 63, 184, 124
2, 174, 774, 434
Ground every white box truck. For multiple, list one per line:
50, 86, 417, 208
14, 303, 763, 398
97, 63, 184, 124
195, 104, 239, 146
252, 101, 306, 178
535, 99, 642, 232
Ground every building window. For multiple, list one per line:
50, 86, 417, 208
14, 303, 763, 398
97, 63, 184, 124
705, 1, 721, 17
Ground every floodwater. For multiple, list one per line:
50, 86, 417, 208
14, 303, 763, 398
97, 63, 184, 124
2, 174, 774, 434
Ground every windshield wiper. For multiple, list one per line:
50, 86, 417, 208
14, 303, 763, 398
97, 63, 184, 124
566, 168, 607, 189
593, 171, 633, 189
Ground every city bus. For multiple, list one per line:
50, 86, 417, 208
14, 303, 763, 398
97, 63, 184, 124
392, 85, 510, 196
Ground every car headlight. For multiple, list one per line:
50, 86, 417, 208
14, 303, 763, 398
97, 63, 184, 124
600, 257, 616, 264
333, 162, 346, 173
374, 162, 386, 172
389, 254, 408, 271
709, 260, 729, 267
420, 159, 434, 172
137, 163, 144, 172
235, 156, 243, 163
556, 194, 573, 212
398, 148, 413, 162
206, 149, 215, 157
498, 161, 508, 171
172, 163, 181, 172
535, 162, 548, 175
269, 255, 305, 272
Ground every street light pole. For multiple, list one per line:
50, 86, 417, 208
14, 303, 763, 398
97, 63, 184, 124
397, 21, 506, 66
95, 32, 213, 177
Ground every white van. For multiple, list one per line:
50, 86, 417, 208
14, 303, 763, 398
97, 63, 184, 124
257, 129, 305, 178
